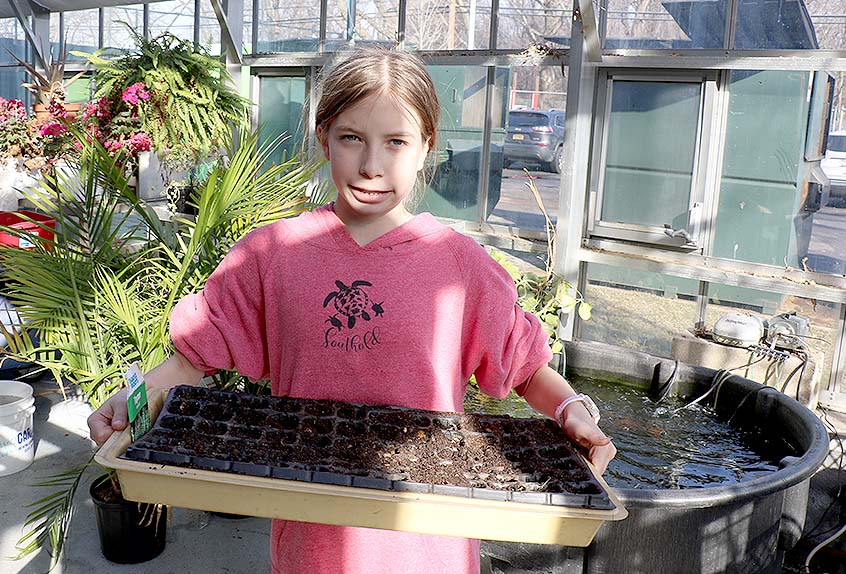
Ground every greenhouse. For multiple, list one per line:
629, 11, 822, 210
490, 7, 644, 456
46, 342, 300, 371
0, 1, 845, 573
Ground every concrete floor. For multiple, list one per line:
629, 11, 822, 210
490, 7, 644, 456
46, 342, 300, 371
0, 377, 270, 574
1, 376, 844, 574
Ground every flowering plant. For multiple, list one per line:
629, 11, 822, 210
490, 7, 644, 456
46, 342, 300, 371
78, 81, 152, 159
0, 97, 48, 170
78, 27, 249, 169
0, 80, 153, 173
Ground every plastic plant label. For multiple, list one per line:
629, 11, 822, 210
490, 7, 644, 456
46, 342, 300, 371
125, 362, 151, 442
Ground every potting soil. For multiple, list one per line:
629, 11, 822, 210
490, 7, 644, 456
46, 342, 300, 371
123, 385, 614, 509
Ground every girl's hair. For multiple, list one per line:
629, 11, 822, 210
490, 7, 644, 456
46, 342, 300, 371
315, 47, 440, 153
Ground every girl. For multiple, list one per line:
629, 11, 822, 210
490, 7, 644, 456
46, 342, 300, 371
88, 47, 615, 574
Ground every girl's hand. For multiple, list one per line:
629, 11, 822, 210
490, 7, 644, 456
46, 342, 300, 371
87, 387, 129, 447
558, 403, 616, 475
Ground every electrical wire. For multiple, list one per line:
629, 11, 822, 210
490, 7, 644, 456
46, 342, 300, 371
653, 360, 679, 403
785, 333, 832, 345
804, 520, 846, 573
778, 350, 808, 400
673, 354, 768, 415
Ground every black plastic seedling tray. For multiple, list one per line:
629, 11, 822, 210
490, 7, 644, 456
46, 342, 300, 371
98, 385, 626, 545
123, 386, 613, 509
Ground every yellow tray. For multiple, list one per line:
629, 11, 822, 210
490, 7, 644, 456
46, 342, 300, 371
95, 390, 627, 546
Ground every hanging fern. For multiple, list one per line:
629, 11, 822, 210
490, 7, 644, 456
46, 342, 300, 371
75, 23, 250, 169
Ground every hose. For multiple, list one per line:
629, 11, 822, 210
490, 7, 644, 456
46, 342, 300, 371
653, 360, 679, 404
804, 520, 846, 573
674, 353, 767, 415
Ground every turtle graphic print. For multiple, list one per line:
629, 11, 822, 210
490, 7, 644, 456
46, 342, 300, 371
322, 279, 384, 353
323, 280, 384, 330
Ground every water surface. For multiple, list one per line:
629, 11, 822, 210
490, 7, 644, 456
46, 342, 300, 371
464, 376, 790, 489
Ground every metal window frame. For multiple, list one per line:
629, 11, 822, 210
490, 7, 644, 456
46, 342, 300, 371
587, 69, 717, 249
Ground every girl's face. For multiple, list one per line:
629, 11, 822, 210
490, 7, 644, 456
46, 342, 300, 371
318, 92, 429, 228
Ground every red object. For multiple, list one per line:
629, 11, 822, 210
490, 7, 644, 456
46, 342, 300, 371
0, 211, 56, 250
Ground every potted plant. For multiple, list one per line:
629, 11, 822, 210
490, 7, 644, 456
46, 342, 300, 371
7, 44, 87, 122
77, 24, 250, 175
89, 471, 167, 564
3, 127, 327, 567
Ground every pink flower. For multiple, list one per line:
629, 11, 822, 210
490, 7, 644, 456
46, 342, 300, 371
104, 139, 125, 156
40, 122, 68, 137
122, 82, 151, 106
0, 98, 27, 123
47, 97, 68, 119
96, 98, 112, 120
82, 101, 99, 120
128, 132, 152, 152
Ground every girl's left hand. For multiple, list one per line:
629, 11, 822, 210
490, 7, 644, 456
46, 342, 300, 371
559, 405, 616, 475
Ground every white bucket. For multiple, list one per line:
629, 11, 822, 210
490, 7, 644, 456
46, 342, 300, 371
0, 380, 36, 476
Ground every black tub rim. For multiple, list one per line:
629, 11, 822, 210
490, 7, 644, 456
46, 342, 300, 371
564, 340, 830, 509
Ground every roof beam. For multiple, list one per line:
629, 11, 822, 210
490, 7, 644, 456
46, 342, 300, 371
576, 0, 601, 63
209, 0, 243, 65
8, 0, 48, 70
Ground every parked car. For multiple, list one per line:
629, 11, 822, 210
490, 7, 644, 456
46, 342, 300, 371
503, 109, 565, 173
822, 129, 846, 206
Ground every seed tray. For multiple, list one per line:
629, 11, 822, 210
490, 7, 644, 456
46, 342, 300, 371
97, 385, 626, 545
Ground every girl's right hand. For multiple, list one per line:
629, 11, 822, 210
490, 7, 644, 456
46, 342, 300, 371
87, 387, 129, 447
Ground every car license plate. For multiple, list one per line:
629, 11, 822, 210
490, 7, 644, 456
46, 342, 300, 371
512, 134, 524, 141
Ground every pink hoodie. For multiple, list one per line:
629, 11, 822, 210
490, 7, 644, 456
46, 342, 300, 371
170, 204, 552, 574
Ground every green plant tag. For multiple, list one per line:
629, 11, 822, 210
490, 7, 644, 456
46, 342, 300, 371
125, 362, 151, 442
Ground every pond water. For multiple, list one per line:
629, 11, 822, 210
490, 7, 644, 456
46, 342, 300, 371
463, 377, 794, 490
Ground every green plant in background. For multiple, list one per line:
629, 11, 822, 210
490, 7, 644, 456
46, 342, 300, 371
1, 127, 327, 566
75, 23, 250, 170
7, 44, 87, 108
489, 171, 591, 355
489, 249, 590, 355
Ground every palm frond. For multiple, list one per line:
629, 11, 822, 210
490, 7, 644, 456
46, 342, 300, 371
11, 459, 93, 569
5, 127, 320, 562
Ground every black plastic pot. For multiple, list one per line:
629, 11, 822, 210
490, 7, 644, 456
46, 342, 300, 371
90, 475, 167, 564
165, 184, 197, 215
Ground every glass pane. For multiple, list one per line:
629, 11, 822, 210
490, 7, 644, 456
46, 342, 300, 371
735, 0, 819, 49
63, 9, 100, 57
326, 0, 398, 48
258, 76, 307, 166
497, 0, 570, 50
600, 80, 700, 229
602, 0, 727, 49
704, 283, 839, 401
148, 0, 195, 42
0, 17, 27, 65
243, 0, 254, 53
826, 70, 845, 139
256, 0, 320, 53
714, 70, 814, 267
406, 0, 491, 50
581, 263, 699, 358
419, 65, 490, 221
103, 6, 145, 48
0, 67, 26, 101
198, 0, 222, 55
492, 64, 568, 231
805, 0, 846, 50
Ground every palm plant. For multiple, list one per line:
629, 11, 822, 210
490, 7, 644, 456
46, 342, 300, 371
2, 128, 327, 565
